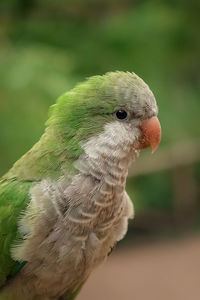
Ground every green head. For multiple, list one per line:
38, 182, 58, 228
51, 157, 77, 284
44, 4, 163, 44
47, 71, 158, 155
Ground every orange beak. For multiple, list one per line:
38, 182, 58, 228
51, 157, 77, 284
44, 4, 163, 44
138, 116, 161, 153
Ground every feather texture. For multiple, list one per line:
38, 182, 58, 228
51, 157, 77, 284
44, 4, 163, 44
0, 71, 159, 299
0, 180, 32, 286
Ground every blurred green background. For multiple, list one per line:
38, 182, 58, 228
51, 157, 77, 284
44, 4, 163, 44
0, 0, 199, 235
0, 1, 200, 299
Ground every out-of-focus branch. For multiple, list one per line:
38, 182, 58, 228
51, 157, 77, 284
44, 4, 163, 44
129, 139, 200, 177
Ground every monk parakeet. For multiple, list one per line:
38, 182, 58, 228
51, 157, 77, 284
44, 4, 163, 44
0, 71, 161, 299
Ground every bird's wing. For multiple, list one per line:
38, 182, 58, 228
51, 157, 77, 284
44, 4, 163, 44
0, 179, 33, 287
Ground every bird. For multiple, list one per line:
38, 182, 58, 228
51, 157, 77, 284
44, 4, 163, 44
0, 71, 161, 299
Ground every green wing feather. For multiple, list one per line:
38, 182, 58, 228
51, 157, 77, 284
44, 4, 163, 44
0, 179, 33, 287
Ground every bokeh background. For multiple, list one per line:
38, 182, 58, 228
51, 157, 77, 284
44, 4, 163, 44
0, 0, 200, 299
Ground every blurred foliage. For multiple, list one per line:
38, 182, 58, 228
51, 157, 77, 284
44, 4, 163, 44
127, 171, 173, 214
0, 0, 199, 223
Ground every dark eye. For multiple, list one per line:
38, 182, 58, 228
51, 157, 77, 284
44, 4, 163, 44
115, 109, 128, 120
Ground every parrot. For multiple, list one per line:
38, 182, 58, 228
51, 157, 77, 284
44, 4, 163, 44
0, 71, 161, 299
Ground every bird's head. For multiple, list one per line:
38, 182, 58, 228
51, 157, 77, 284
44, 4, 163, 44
48, 71, 161, 163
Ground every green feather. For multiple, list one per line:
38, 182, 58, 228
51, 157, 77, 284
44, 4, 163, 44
0, 180, 32, 287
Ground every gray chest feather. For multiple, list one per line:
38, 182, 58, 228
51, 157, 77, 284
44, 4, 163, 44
10, 174, 133, 299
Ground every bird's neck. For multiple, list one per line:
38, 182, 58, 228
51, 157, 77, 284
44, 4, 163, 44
74, 131, 139, 187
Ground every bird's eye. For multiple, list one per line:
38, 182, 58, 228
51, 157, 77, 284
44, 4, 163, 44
115, 110, 128, 120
